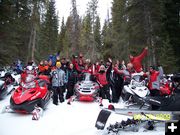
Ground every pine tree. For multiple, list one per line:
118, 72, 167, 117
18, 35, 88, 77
86, 0, 99, 61
59, 17, 66, 51
63, 16, 72, 57
158, 35, 177, 73
94, 16, 101, 58
39, 0, 59, 59
79, 14, 93, 56
111, 0, 129, 61
163, 0, 180, 71
101, 20, 113, 59
70, 0, 81, 54
0, 0, 31, 65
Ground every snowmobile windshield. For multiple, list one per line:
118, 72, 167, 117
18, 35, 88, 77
82, 73, 96, 82
25, 74, 35, 83
132, 75, 145, 87
83, 73, 91, 81
21, 81, 36, 89
132, 75, 144, 82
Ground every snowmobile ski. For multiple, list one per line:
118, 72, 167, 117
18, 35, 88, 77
95, 109, 111, 130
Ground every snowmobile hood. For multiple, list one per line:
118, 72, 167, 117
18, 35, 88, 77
12, 85, 47, 104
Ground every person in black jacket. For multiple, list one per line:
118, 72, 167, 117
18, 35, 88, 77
66, 63, 78, 99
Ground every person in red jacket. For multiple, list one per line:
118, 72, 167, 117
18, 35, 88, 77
94, 58, 112, 103
38, 61, 45, 75
147, 66, 161, 96
129, 47, 148, 73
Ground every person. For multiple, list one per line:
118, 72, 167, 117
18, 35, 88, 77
147, 66, 163, 96
21, 65, 37, 84
121, 60, 126, 70
38, 61, 45, 75
51, 62, 66, 105
72, 55, 81, 73
94, 58, 112, 103
43, 60, 51, 75
65, 63, 78, 99
108, 64, 117, 103
60, 57, 67, 72
113, 63, 134, 85
26, 59, 37, 68
82, 64, 93, 74
95, 62, 100, 73
129, 47, 148, 73
4, 72, 15, 85
15, 59, 23, 74
109, 62, 124, 103
48, 51, 60, 67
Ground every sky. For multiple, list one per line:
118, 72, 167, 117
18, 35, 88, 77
55, 0, 113, 27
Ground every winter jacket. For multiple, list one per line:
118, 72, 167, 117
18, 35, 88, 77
148, 66, 164, 90
48, 52, 60, 67
94, 63, 112, 86
113, 67, 131, 82
66, 68, 78, 85
130, 48, 148, 72
148, 71, 160, 90
96, 72, 109, 86
43, 65, 51, 76
72, 58, 82, 73
38, 65, 45, 73
51, 68, 66, 87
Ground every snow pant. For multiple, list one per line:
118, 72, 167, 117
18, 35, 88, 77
110, 84, 118, 103
61, 85, 66, 93
52, 86, 64, 104
115, 77, 124, 100
66, 83, 75, 99
150, 89, 160, 97
100, 84, 111, 102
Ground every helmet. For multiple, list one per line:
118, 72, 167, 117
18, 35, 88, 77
26, 65, 35, 74
26, 65, 33, 71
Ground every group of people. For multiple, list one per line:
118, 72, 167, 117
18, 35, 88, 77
15, 46, 165, 105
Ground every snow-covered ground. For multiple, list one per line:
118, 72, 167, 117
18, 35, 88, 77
0, 95, 165, 135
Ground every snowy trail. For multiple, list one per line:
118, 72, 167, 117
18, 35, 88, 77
0, 95, 165, 135
0, 95, 102, 135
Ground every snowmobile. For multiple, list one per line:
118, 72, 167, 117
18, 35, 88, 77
121, 73, 150, 109
0, 72, 19, 100
143, 73, 180, 111
128, 73, 180, 111
2, 75, 52, 120
95, 109, 170, 134
0, 68, 6, 77
67, 73, 102, 105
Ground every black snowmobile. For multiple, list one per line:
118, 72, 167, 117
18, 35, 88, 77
0, 73, 16, 99
143, 73, 180, 111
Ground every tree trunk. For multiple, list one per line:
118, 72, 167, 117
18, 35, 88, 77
27, 27, 33, 63
31, 26, 36, 61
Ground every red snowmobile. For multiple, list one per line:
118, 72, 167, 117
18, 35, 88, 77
67, 73, 102, 105
3, 74, 52, 120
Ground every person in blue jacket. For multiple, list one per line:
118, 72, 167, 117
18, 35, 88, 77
48, 51, 60, 67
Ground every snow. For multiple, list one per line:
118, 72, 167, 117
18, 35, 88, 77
0, 96, 165, 135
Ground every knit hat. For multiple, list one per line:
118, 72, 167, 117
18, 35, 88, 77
56, 61, 61, 67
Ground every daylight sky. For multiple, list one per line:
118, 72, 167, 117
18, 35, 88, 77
55, 0, 113, 27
